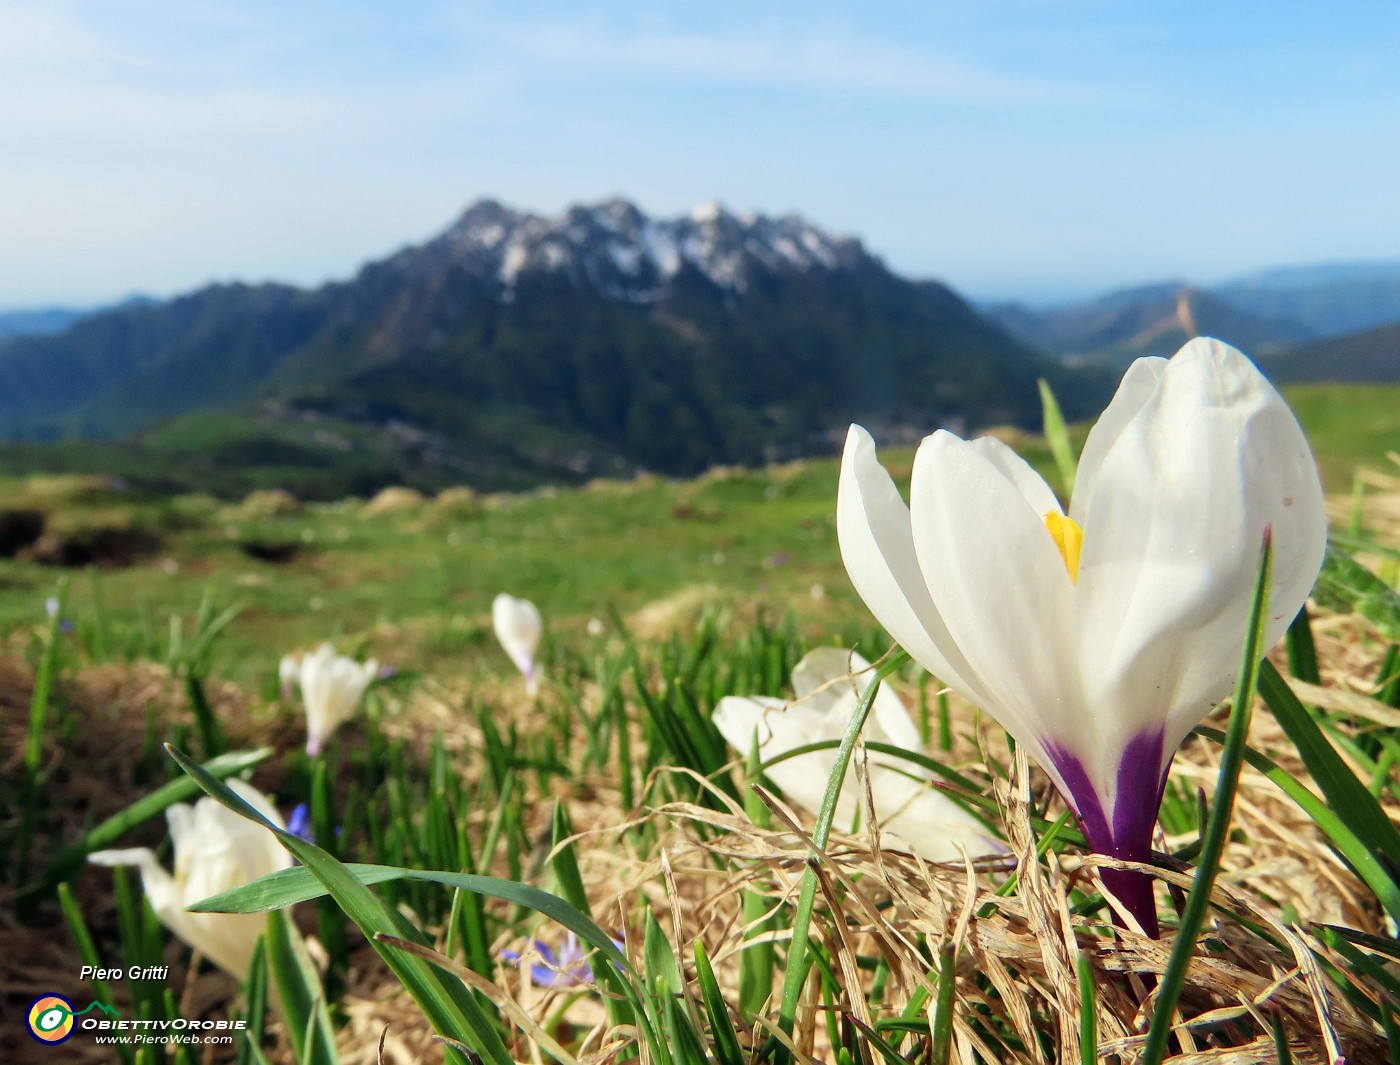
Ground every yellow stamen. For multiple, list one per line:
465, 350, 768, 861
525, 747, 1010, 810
1043, 512, 1083, 583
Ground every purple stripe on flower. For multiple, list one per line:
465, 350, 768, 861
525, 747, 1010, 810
1111, 729, 1168, 860
1044, 728, 1168, 937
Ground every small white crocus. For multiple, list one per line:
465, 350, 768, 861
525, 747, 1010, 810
89, 780, 292, 979
493, 594, 543, 696
277, 652, 301, 699
296, 643, 378, 756
837, 338, 1327, 934
714, 647, 1002, 862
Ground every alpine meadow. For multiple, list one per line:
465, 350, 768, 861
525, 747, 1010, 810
5, 6, 1400, 1062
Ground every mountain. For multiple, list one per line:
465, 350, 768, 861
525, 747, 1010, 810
986, 283, 1314, 367
989, 259, 1400, 371
1260, 320, 1400, 384
1216, 261, 1400, 338
0, 307, 87, 342
0, 198, 1108, 497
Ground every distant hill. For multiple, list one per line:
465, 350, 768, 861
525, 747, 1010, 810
0, 198, 1109, 497
987, 259, 1400, 377
1260, 321, 1400, 384
986, 284, 1314, 367
0, 307, 86, 341
1216, 261, 1400, 338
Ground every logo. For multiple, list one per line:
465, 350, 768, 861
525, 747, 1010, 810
26, 995, 75, 1044
26, 995, 121, 1045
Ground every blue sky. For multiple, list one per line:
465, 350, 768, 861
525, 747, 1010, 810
2, 1, 1398, 308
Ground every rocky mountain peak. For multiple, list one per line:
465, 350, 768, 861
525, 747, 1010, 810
414, 196, 873, 302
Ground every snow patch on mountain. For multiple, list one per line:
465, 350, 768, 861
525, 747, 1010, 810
414, 197, 869, 302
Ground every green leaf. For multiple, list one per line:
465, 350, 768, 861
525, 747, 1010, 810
549, 802, 638, 1038
164, 744, 511, 1065
739, 732, 776, 1021
264, 909, 336, 1065
242, 938, 269, 1065
1284, 606, 1320, 685
1077, 950, 1097, 1065
1142, 532, 1273, 1065
694, 940, 745, 1065
1260, 659, 1400, 878
1193, 726, 1400, 922
930, 941, 958, 1065
1038, 377, 1078, 497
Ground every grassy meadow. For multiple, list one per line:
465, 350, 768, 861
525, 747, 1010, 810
2, 380, 1400, 1064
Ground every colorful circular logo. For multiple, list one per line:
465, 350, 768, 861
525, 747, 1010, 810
27, 995, 75, 1044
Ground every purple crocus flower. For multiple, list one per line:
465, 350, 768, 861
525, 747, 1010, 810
837, 340, 1328, 936
501, 933, 592, 989
286, 803, 314, 843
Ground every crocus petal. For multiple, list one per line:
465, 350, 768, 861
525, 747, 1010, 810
966, 436, 1063, 516
837, 426, 993, 709
89, 848, 178, 912
791, 647, 926, 756
493, 594, 543, 683
908, 430, 1080, 764
1068, 356, 1167, 523
92, 782, 292, 980
298, 644, 375, 754
278, 653, 301, 696
714, 694, 843, 819
715, 650, 1003, 861
866, 766, 1002, 862
1072, 339, 1327, 784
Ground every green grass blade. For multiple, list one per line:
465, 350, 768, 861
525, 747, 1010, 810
1385, 1000, 1400, 1065
311, 759, 348, 1008
264, 908, 337, 1065
1284, 605, 1320, 685
1141, 531, 1273, 1065
1193, 726, 1400, 922
242, 938, 270, 1065
1260, 659, 1400, 873
58, 882, 134, 1065
1270, 1013, 1295, 1064
774, 651, 907, 1058
930, 941, 957, 1065
739, 733, 776, 1021
1038, 377, 1078, 497
1077, 950, 1096, 1065
1313, 543, 1400, 641
550, 802, 639, 1038
164, 744, 511, 1065
694, 939, 745, 1065
186, 673, 227, 760
19, 578, 67, 879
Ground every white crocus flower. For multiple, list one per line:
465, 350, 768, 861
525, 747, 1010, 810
714, 647, 1002, 862
493, 594, 543, 696
89, 780, 292, 979
296, 643, 378, 756
278, 652, 301, 699
837, 338, 1327, 935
